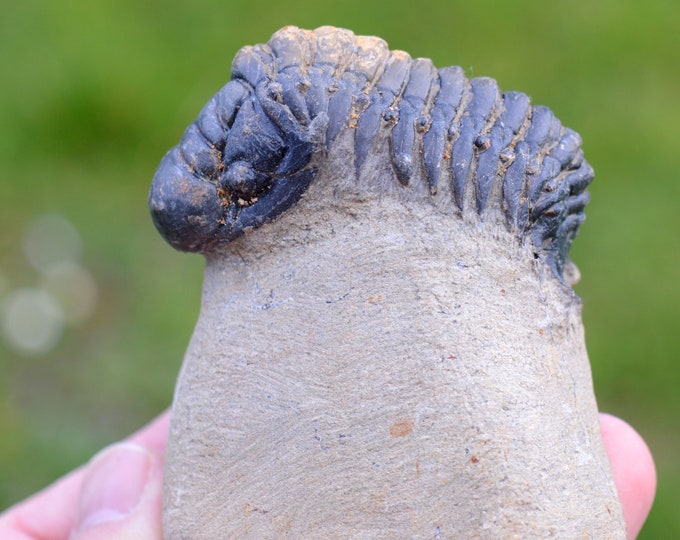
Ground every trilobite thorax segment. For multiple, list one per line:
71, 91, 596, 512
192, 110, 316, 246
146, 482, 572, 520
149, 25, 593, 281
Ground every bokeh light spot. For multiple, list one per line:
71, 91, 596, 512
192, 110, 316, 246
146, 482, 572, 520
22, 214, 83, 272
0, 288, 64, 356
40, 261, 98, 325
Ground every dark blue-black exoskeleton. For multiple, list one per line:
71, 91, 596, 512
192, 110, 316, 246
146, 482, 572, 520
149, 26, 593, 281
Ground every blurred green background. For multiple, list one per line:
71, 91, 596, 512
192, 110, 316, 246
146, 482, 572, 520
0, 0, 677, 535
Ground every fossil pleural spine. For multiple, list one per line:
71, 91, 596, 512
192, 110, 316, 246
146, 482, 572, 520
150, 26, 625, 538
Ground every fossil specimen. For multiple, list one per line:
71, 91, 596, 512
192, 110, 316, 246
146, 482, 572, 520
150, 26, 625, 538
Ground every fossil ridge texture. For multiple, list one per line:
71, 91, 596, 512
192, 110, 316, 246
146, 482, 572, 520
150, 26, 626, 538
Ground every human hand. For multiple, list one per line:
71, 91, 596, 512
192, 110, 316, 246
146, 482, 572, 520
600, 413, 657, 538
0, 412, 169, 540
0, 411, 655, 540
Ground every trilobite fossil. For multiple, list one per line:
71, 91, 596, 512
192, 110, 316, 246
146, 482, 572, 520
149, 26, 592, 281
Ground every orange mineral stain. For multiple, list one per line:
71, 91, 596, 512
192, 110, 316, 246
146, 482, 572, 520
390, 419, 414, 437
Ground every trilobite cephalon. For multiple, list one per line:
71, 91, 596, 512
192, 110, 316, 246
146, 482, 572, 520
149, 26, 593, 280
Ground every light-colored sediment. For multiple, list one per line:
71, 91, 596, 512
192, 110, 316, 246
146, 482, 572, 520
163, 153, 625, 537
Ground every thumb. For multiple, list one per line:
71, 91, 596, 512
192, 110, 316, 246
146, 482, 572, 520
69, 442, 163, 540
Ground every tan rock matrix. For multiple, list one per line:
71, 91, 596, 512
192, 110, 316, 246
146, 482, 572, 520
150, 26, 625, 539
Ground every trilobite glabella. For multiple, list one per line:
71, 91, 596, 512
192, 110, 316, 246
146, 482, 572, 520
151, 26, 625, 538
149, 25, 591, 281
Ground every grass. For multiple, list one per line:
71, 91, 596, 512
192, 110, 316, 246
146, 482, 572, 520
1, 1, 677, 536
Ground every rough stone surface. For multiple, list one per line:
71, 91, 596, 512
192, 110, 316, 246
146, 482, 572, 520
162, 155, 625, 538
155, 26, 625, 539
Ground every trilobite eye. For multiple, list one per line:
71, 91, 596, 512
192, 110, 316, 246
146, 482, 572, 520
382, 108, 398, 123
474, 135, 491, 151
221, 160, 272, 198
415, 115, 431, 133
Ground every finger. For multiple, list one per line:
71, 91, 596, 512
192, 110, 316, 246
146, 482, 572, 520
600, 413, 657, 540
127, 410, 170, 453
0, 467, 84, 540
0, 410, 169, 540
69, 442, 163, 540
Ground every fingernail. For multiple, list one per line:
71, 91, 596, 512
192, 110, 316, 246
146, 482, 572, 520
76, 442, 153, 531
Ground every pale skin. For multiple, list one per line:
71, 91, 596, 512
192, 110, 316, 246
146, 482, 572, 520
0, 411, 655, 540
